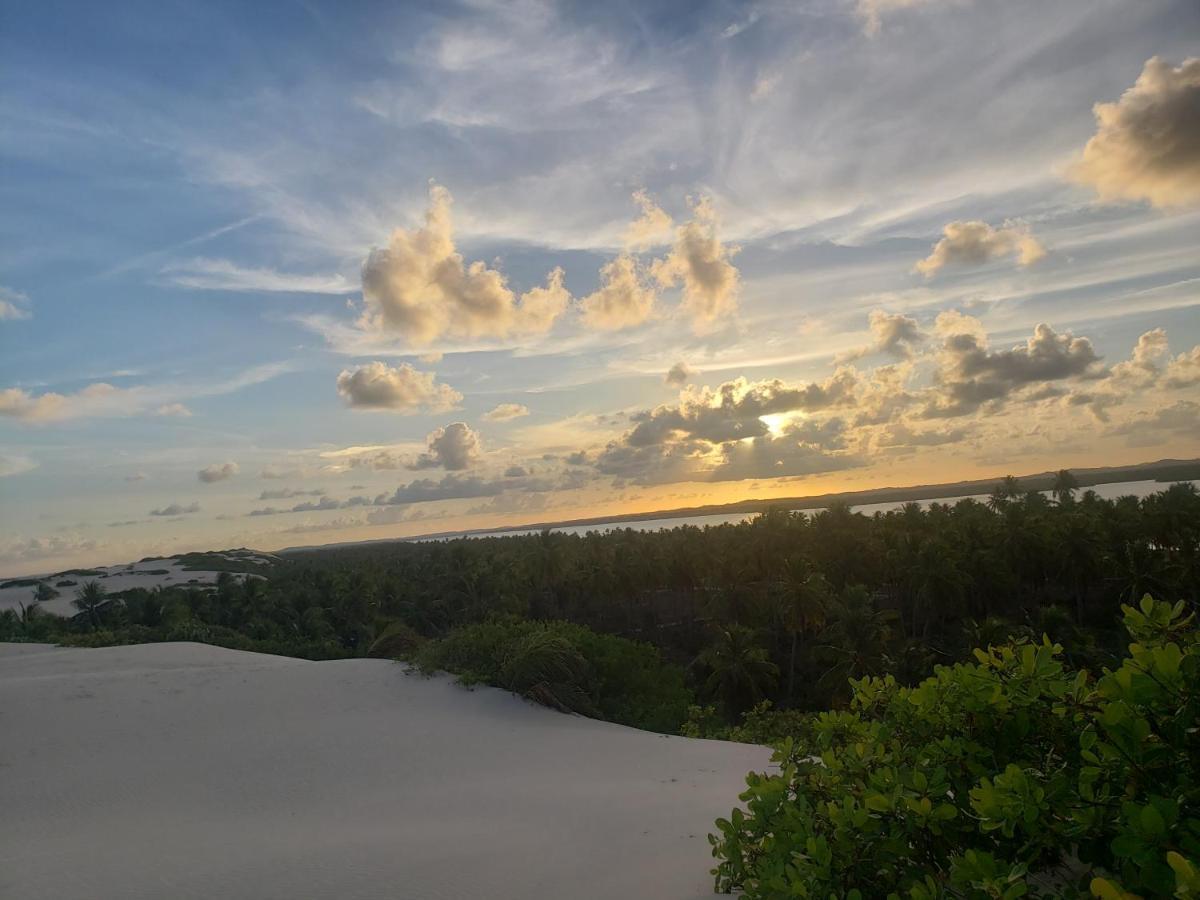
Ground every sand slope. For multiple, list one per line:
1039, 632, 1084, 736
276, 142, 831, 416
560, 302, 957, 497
0, 642, 768, 899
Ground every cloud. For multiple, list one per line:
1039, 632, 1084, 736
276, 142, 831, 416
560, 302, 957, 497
483, 402, 530, 422
924, 317, 1104, 417
0, 363, 290, 424
914, 221, 1046, 277
377, 473, 508, 505
149, 501, 201, 516
1109, 400, 1200, 439
259, 487, 325, 500
579, 255, 657, 330
124, 472, 147, 483
837, 310, 925, 363
1072, 57, 1200, 209
593, 371, 861, 485
197, 461, 239, 483
623, 190, 673, 249
665, 361, 694, 386
154, 403, 193, 417
409, 422, 482, 471
358, 184, 569, 345
1164, 345, 1200, 389
624, 371, 858, 448
335, 361, 463, 413
0, 534, 100, 565
161, 257, 356, 293
853, 0, 945, 36
651, 198, 740, 329
0, 454, 37, 477
0, 286, 32, 321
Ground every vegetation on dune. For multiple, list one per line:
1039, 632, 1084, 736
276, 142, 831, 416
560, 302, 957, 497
1, 479, 1196, 895
710, 597, 1200, 899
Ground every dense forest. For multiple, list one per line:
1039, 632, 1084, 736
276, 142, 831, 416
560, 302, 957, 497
4, 476, 1199, 896
4, 476, 1198, 730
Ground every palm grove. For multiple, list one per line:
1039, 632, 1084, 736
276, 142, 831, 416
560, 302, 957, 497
3, 476, 1198, 897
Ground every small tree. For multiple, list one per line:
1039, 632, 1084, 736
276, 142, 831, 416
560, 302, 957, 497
73, 580, 109, 631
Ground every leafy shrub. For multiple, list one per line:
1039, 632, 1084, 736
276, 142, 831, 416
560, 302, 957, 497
710, 596, 1200, 898
415, 616, 694, 732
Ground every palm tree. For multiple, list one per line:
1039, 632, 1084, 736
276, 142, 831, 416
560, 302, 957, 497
73, 580, 109, 631
1052, 469, 1079, 505
776, 559, 831, 700
696, 625, 779, 715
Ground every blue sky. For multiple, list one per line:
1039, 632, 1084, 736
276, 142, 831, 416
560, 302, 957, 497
2, 0, 1198, 574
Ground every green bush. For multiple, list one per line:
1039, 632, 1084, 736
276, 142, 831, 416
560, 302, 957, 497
710, 596, 1200, 898
415, 616, 694, 733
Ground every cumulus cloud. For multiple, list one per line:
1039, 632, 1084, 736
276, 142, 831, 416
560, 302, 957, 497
837, 310, 925, 363
482, 402, 530, 422
665, 361, 694, 386
197, 461, 239, 483
335, 361, 463, 413
1072, 57, 1200, 209
154, 403, 192, 417
410, 422, 482, 471
358, 184, 569, 345
914, 221, 1046, 277
624, 371, 858, 448
579, 255, 657, 330
593, 371, 861, 485
376, 473, 508, 505
924, 317, 1104, 417
1164, 345, 1200, 389
0, 383, 128, 423
0, 286, 32, 321
623, 189, 673, 249
651, 198, 740, 329
150, 501, 201, 516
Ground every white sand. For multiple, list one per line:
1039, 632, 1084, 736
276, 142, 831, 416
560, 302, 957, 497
0, 556, 268, 618
0, 642, 769, 899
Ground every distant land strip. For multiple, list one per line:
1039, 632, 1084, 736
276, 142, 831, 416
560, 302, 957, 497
281, 457, 1200, 554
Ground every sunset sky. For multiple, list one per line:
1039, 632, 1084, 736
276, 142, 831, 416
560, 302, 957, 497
2, 0, 1198, 575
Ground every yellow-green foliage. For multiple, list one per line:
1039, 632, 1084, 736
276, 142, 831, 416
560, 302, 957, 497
711, 597, 1200, 898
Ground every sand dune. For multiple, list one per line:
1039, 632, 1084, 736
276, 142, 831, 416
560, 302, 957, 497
0, 642, 768, 899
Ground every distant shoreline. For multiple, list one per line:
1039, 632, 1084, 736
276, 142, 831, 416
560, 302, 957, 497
280, 457, 1200, 554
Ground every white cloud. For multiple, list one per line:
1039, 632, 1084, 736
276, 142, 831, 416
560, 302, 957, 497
409, 422, 482, 471
0, 286, 32, 321
358, 184, 569, 345
853, 0, 947, 37
836, 309, 925, 363
579, 255, 657, 331
161, 257, 356, 293
914, 221, 1046, 277
335, 361, 463, 413
651, 197, 740, 329
623, 190, 673, 249
0, 454, 37, 477
482, 403, 530, 422
1072, 57, 1200, 209
154, 403, 193, 417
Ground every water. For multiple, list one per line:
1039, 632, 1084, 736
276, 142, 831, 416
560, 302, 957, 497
432, 479, 1198, 542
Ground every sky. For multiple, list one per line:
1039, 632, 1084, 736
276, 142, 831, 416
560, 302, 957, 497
1, 0, 1198, 575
